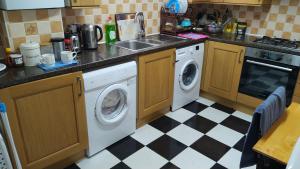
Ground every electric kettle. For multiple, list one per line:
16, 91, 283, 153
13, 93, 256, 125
81, 24, 103, 49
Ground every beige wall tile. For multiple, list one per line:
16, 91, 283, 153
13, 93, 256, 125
12, 37, 26, 50
50, 21, 63, 33
40, 34, 51, 45
25, 23, 38, 35
7, 11, 23, 22
37, 21, 51, 34
21, 10, 37, 22
36, 10, 49, 21
8, 23, 26, 38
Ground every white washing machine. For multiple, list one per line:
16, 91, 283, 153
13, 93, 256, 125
172, 43, 204, 111
83, 61, 137, 157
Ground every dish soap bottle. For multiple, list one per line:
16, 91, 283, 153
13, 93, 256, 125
105, 17, 117, 45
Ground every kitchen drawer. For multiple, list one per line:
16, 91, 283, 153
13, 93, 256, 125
294, 83, 300, 97
293, 96, 300, 104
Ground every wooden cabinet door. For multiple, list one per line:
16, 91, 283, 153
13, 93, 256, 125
223, 0, 271, 5
70, 0, 99, 7
203, 41, 245, 101
188, 0, 223, 3
0, 72, 88, 169
138, 49, 175, 120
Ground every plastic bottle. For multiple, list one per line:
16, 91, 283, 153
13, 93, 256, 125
105, 17, 117, 45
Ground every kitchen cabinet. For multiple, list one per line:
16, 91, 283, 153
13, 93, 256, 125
0, 72, 88, 169
203, 41, 245, 101
188, 0, 271, 5
0, 0, 64, 10
138, 49, 175, 121
65, 0, 100, 7
293, 75, 300, 103
223, 0, 271, 5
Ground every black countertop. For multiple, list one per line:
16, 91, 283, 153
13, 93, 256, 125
0, 34, 204, 89
207, 33, 300, 56
1, 33, 299, 89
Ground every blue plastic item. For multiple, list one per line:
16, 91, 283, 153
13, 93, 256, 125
0, 102, 6, 113
166, 0, 180, 13
37, 60, 78, 71
181, 19, 192, 27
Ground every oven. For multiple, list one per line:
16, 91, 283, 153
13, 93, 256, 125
239, 47, 300, 106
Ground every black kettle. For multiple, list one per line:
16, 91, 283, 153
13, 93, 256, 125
81, 24, 103, 49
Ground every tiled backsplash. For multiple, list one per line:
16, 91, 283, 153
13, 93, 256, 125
2, 9, 64, 51
1, 0, 166, 51
191, 0, 300, 40
1, 0, 300, 51
62, 0, 165, 39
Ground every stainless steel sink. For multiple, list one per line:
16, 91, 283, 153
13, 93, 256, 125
115, 40, 156, 51
136, 39, 163, 45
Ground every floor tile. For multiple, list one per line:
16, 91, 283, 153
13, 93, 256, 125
233, 136, 246, 152
77, 150, 120, 169
197, 96, 215, 106
149, 116, 180, 133
171, 147, 215, 169
130, 124, 164, 145
218, 148, 242, 169
64, 164, 80, 169
190, 135, 230, 161
242, 165, 256, 169
221, 116, 250, 134
184, 115, 217, 133
211, 163, 227, 169
123, 147, 168, 169
183, 101, 208, 114
166, 108, 195, 123
160, 162, 180, 169
107, 136, 144, 160
198, 107, 230, 123
167, 124, 204, 146
111, 162, 131, 169
211, 103, 235, 114
206, 125, 244, 147
147, 135, 187, 160
232, 111, 252, 122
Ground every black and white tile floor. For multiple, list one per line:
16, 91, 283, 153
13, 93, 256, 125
68, 97, 257, 169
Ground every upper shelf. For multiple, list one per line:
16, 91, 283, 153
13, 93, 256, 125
188, 0, 272, 6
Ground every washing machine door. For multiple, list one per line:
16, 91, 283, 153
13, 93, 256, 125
95, 84, 129, 125
179, 59, 199, 91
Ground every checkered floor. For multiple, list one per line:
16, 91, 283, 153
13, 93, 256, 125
67, 97, 257, 169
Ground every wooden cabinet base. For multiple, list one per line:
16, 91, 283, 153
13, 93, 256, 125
45, 151, 85, 169
237, 93, 263, 108
200, 91, 255, 115
137, 107, 170, 128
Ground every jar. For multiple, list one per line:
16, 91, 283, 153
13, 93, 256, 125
10, 54, 24, 67
20, 42, 41, 66
51, 38, 65, 61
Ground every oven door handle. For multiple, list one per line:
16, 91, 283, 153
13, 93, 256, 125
246, 60, 293, 72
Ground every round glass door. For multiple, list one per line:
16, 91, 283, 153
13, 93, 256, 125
179, 60, 199, 91
95, 84, 128, 125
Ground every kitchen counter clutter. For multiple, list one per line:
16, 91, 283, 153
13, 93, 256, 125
1, 33, 300, 90
0, 34, 203, 89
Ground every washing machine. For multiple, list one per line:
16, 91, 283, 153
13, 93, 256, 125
172, 43, 204, 111
83, 61, 137, 157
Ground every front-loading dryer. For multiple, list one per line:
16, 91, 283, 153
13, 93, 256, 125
172, 43, 204, 111
83, 61, 137, 157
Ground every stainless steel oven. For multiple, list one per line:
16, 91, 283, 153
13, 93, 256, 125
239, 47, 300, 106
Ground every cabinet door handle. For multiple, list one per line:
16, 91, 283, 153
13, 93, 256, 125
239, 49, 244, 63
77, 77, 83, 97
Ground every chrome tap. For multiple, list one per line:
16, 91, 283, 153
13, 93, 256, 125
135, 12, 145, 38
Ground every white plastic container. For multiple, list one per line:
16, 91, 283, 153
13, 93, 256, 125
20, 42, 41, 67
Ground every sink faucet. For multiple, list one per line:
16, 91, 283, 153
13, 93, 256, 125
135, 12, 145, 39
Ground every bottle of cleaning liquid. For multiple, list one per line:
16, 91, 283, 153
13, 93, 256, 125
105, 17, 117, 45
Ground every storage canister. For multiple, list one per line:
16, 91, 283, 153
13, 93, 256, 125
20, 42, 41, 67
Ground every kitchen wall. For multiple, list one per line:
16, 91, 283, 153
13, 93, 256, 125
62, 0, 165, 36
0, 0, 166, 51
191, 0, 300, 40
1, 9, 64, 51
